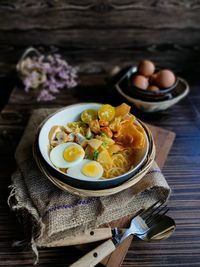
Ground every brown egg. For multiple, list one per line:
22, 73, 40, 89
138, 60, 155, 77
148, 85, 160, 92
155, 69, 176, 88
149, 73, 157, 84
133, 75, 149, 90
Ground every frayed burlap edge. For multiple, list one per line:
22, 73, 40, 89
8, 170, 44, 264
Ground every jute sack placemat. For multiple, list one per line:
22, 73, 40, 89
8, 108, 171, 264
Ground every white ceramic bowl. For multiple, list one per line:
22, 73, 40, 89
116, 77, 189, 113
37, 103, 150, 189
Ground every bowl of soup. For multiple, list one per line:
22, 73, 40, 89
37, 103, 151, 189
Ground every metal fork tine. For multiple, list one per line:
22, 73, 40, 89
139, 200, 161, 219
146, 207, 170, 227
145, 204, 167, 223
141, 201, 163, 220
147, 208, 169, 227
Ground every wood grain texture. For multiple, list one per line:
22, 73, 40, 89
0, 70, 200, 267
101, 237, 133, 267
1, 0, 200, 30
0, 0, 200, 75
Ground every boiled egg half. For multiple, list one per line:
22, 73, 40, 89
50, 142, 85, 168
67, 159, 103, 180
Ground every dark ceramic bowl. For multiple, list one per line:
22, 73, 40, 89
117, 66, 178, 102
36, 103, 150, 190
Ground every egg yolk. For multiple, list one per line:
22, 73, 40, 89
63, 146, 83, 162
82, 162, 101, 178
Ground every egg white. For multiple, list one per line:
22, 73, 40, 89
67, 159, 103, 181
50, 142, 85, 168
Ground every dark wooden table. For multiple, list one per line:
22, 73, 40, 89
0, 72, 200, 267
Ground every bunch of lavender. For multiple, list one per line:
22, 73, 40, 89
17, 52, 78, 101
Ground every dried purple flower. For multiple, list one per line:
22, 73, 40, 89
37, 89, 56, 102
17, 50, 78, 102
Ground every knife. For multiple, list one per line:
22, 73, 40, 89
69, 228, 125, 267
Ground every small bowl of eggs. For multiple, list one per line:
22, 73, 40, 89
115, 60, 189, 112
36, 103, 151, 190
130, 60, 178, 101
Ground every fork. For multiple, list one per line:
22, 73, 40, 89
120, 200, 169, 242
70, 201, 169, 267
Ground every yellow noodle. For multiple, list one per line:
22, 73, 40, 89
107, 167, 125, 178
102, 148, 133, 178
67, 122, 87, 135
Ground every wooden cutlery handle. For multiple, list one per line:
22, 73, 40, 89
71, 228, 113, 245
42, 228, 113, 247
69, 239, 116, 267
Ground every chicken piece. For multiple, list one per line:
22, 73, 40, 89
56, 131, 69, 143
50, 140, 61, 147
99, 120, 109, 127
68, 133, 75, 142
49, 126, 63, 142
89, 119, 100, 134
75, 133, 88, 148
101, 127, 113, 138
64, 126, 73, 134
109, 117, 122, 132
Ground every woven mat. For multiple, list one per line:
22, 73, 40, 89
8, 108, 171, 263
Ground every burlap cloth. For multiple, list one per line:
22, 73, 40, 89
8, 108, 171, 264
